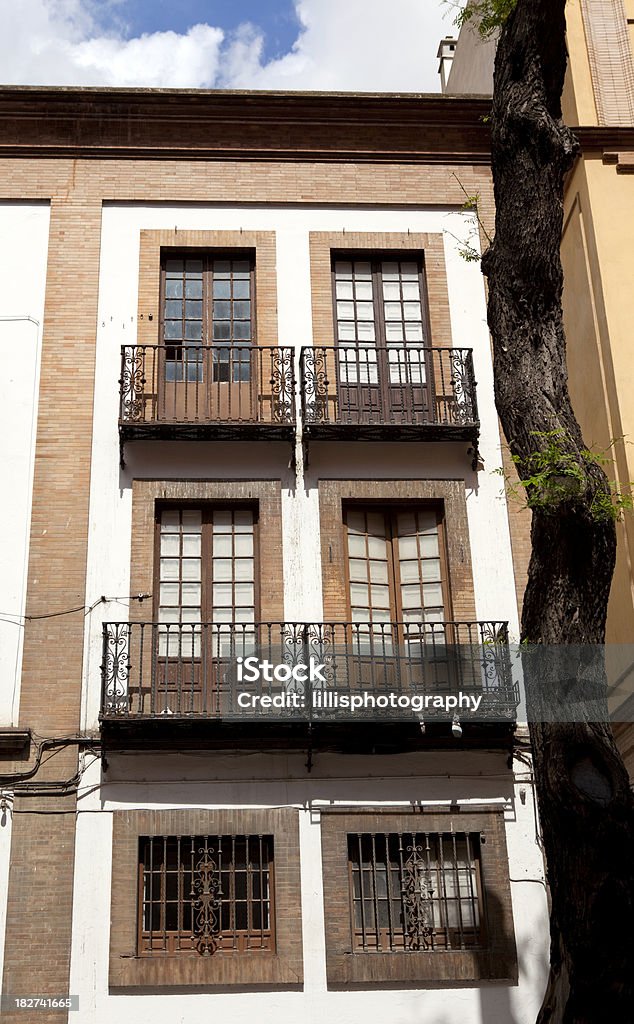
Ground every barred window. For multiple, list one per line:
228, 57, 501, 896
139, 834, 274, 956
348, 831, 483, 952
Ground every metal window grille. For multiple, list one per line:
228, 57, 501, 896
139, 834, 274, 955
348, 831, 484, 952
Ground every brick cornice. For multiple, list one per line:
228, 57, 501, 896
0, 86, 492, 163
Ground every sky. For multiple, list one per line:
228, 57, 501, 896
0, 0, 457, 92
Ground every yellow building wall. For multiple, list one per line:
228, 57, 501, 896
563, 0, 599, 126
563, 155, 634, 644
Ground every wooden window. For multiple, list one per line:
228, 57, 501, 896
161, 254, 255, 382
348, 831, 483, 952
139, 834, 274, 957
333, 256, 429, 390
156, 506, 257, 658
344, 505, 449, 633
320, 809, 517, 987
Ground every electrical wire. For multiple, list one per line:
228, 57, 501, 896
0, 592, 152, 628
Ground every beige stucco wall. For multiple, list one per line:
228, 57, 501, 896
563, 154, 634, 643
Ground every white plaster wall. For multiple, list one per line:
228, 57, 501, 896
69, 751, 548, 1023
0, 201, 50, 725
81, 202, 519, 731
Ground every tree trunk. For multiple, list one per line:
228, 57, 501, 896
481, 1, 634, 1021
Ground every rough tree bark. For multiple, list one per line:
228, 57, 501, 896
480, 1, 634, 1021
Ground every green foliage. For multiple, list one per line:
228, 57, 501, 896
453, 0, 518, 37
449, 175, 494, 264
496, 431, 634, 522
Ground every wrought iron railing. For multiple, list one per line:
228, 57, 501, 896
100, 620, 516, 721
119, 344, 296, 430
300, 345, 478, 436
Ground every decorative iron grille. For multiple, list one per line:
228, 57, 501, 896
100, 619, 517, 720
139, 834, 274, 955
300, 345, 478, 434
348, 831, 483, 952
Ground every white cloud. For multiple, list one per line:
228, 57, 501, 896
0, 0, 224, 87
0, 0, 451, 91
220, 0, 451, 93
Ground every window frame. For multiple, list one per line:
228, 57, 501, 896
341, 501, 453, 627
109, 808, 303, 989
152, 500, 261, 626
320, 807, 518, 987
136, 833, 276, 957
330, 250, 432, 353
159, 248, 258, 351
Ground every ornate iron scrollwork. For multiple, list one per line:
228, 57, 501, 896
402, 837, 435, 951
270, 348, 296, 424
449, 349, 476, 426
191, 839, 222, 956
102, 624, 130, 714
301, 347, 330, 424
119, 347, 146, 422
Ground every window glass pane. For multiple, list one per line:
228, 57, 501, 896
161, 534, 180, 556
234, 583, 255, 606
165, 280, 183, 298
181, 559, 201, 581
160, 583, 180, 606
185, 278, 203, 299
337, 301, 354, 319
350, 583, 369, 607
160, 558, 180, 581
213, 510, 233, 528
353, 261, 372, 278
213, 583, 234, 606
233, 279, 250, 299
357, 321, 376, 342
349, 558, 368, 581
385, 322, 404, 342
367, 535, 386, 559
213, 558, 233, 581
422, 582, 443, 606
182, 510, 202, 529
335, 261, 353, 277
336, 280, 354, 299
354, 280, 373, 300
165, 300, 183, 318
405, 323, 424, 342
232, 260, 251, 276
347, 534, 367, 557
403, 302, 422, 321
213, 279, 231, 301
235, 558, 254, 581
185, 321, 203, 341
370, 585, 390, 609
235, 534, 253, 557
213, 535, 233, 557
234, 510, 254, 530
182, 534, 201, 556
181, 583, 201, 606
401, 281, 420, 300
369, 560, 388, 584
356, 301, 374, 320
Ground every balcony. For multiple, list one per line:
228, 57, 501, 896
118, 344, 296, 454
300, 345, 479, 447
100, 620, 517, 752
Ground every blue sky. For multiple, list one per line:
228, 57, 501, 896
102, 0, 302, 64
2, 1, 453, 92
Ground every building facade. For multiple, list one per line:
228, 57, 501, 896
0, 88, 547, 1023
